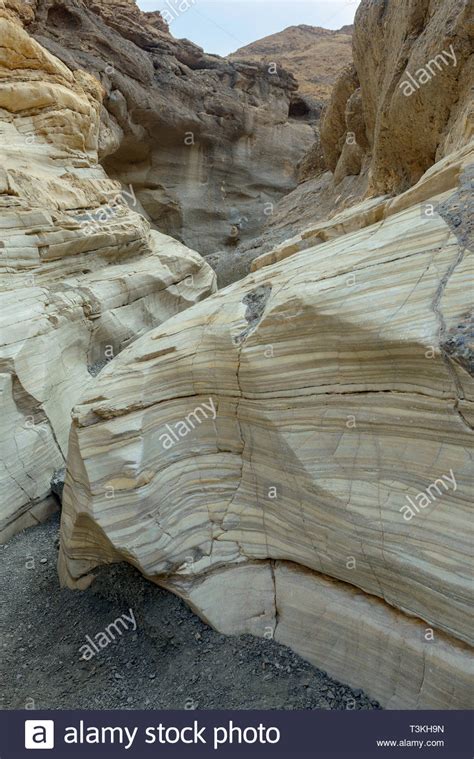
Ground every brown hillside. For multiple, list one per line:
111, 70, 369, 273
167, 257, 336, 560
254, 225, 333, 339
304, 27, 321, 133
229, 24, 353, 100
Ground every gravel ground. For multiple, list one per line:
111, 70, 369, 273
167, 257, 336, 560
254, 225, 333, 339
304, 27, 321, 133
0, 515, 380, 711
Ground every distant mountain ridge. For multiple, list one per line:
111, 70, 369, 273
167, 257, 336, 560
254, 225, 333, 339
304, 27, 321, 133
229, 24, 353, 101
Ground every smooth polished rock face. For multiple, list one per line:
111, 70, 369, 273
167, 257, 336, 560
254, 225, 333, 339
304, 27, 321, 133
58, 148, 473, 708
0, 10, 216, 540
175, 561, 473, 711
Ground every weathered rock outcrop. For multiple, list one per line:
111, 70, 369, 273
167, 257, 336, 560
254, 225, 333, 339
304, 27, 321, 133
58, 142, 473, 708
352, 0, 473, 195
320, 0, 473, 197
216, 0, 473, 285
24, 0, 315, 254
251, 142, 473, 271
0, 5, 216, 540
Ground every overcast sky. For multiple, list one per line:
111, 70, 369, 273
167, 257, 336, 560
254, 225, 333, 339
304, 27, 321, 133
137, 1, 361, 56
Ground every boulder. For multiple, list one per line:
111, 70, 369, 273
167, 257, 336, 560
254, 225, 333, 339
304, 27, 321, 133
58, 148, 473, 708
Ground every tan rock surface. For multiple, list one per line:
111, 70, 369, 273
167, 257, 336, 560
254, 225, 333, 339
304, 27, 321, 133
353, 0, 473, 195
318, 0, 473, 197
0, 10, 216, 540
175, 561, 472, 710
220, 0, 473, 284
251, 142, 473, 271
58, 150, 473, 707
320, 63, 360, 174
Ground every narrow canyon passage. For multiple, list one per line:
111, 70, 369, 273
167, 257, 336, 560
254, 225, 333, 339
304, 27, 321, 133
0, 0, 472, 721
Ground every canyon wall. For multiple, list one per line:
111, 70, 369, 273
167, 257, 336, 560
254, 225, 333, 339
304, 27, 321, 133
26, 0, 315, 254
1, 0, 472, 711
221, 0, 473, 285
56, 0, 473, 709
343, 0, 472, 195
0, 2, 216, 540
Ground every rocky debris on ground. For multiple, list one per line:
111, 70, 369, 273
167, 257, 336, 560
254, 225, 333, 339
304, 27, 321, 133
0, 516, 380, 710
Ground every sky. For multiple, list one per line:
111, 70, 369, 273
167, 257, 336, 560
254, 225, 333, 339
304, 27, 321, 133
137, 0, 361, 56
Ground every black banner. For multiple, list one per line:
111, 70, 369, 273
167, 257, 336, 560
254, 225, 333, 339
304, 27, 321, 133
0, 710, 472, 758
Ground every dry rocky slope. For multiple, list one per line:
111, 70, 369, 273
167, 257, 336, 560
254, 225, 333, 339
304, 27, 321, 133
25, 0, 315, 254
0, 1, 216, 540
57, 0, 473, 710
230, 24, 353, 102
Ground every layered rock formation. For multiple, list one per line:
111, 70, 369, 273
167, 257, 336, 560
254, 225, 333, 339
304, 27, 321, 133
230, 24, 353, 102
25, 0, 315, 254
3, 0, 473, 712
58, 140, 473, 707
0, 4, 216, 540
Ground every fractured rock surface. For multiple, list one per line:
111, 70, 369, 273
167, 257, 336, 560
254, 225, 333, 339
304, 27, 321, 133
59, 147, 473, 708
0, 7, 216, 540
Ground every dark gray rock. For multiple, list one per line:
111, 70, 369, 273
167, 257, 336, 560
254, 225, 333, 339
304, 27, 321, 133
50, 468, 66, 502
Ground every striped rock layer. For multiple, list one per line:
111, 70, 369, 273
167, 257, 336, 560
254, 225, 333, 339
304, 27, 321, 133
0, 8, 216, 540
59, 146, 474, 709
